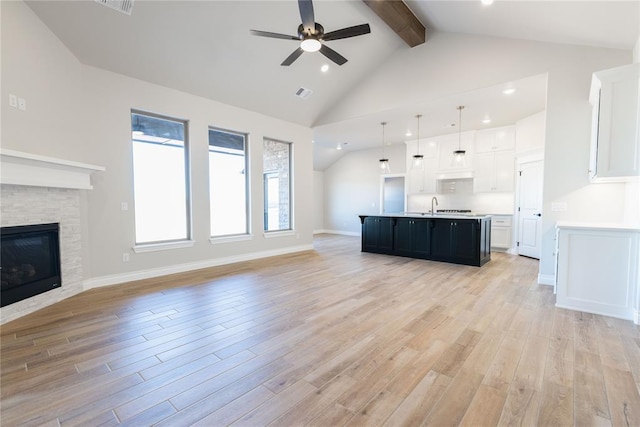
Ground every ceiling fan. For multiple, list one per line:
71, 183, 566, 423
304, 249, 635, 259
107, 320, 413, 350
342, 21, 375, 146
250, 0, 371, 66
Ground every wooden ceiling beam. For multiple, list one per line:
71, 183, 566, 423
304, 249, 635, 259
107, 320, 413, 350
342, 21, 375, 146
362, 0, 426, 47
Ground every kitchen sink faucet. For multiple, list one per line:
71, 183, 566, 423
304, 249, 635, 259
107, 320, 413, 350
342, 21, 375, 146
431, 196, 438, 215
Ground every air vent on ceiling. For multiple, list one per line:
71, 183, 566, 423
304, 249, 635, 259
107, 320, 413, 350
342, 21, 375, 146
94, 0, 134, 16
295, 87, 313, 100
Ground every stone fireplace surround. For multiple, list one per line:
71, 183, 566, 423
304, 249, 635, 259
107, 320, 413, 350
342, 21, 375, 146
0, 150, 104, 324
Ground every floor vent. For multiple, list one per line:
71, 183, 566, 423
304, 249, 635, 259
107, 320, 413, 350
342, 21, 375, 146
295, 87, 313, 100
94, 0, 134, 16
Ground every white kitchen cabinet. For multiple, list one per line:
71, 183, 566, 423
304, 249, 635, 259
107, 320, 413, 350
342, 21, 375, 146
589, 63, 640, 182
473, 151, 515, 192
555, 223, 640, 324
490, 215, 513, 250
475, 126, 515, 153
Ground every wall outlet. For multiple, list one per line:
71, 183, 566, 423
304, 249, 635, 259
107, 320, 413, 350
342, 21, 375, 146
121, 202, 128, 211
122, 253, 130, 262
17, 98, 26, 111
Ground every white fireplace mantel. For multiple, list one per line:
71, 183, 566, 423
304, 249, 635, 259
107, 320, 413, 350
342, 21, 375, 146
0, 149, 105, 190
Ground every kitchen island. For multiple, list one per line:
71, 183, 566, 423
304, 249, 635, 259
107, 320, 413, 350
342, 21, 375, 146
359, 213, 492, 267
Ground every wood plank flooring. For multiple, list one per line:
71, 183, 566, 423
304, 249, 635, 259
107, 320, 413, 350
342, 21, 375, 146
1, 234, 639, 426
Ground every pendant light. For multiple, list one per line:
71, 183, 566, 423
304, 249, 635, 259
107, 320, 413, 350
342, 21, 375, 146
379, 121, 390, 174
412, 114, 424, 170
453, 105, 466, 163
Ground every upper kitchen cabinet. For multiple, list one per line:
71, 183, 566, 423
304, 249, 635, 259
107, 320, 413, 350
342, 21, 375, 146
474, 150, 515, 193
589, 63, 640, 182
474, 126, 515, 193
475, 126, 515, 153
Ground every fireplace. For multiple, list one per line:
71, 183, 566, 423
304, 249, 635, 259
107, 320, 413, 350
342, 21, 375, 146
1, 223, 62, 307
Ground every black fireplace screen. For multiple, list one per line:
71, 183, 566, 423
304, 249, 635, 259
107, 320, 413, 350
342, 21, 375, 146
1, 223, 62, 307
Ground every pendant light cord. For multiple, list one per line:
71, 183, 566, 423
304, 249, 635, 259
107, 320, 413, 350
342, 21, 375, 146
458, 106, 463, 150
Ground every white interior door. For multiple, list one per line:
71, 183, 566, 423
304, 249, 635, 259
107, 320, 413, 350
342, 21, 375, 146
517, 160, 543, 259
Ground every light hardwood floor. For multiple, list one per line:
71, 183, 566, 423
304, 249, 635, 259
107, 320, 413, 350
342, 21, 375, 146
1, 234, 639, 426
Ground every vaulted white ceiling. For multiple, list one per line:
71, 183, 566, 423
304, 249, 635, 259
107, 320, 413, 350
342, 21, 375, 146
25, 0, 639, 170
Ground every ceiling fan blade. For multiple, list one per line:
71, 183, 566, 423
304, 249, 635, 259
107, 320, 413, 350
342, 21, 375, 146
250, 29, 300, 40
319, 44, 347, 66
322, 23, 371, 41
281, 47, 304, 66
298, 0, 315, 33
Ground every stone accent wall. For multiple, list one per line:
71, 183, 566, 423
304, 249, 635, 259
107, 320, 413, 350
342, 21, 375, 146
1, 184, 83, 324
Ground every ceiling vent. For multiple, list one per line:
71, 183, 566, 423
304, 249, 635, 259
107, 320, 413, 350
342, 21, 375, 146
295, 87, 313, 100
94, 0, 134, 16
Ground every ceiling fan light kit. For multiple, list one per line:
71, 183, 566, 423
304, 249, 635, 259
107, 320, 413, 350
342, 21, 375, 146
250, 0, 371, 66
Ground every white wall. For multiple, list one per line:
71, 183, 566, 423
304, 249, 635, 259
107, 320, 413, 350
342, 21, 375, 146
515, 111, 546, 154
313, 170, 325, 232
324, 143, 406, 234
1, 1, 314, 291
317, 31, 632, 281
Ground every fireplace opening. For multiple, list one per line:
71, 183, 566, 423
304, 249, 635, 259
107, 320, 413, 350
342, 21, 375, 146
1, 223, 62, 307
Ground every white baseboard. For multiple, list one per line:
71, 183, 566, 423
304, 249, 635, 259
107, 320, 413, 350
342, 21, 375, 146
634, 309, 639, 325
321, 229, 360, 237
83, 244, 314, 290
538, 273, 555, 286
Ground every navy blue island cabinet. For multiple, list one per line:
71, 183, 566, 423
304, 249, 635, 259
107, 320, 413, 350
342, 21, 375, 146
359, 214, 491, 267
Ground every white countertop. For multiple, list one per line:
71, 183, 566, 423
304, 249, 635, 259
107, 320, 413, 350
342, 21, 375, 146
361, 213, 491, 220
556, 221, 640, 232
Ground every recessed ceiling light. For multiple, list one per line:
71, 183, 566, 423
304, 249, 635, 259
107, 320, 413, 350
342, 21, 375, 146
481, 0, 494, 6
321, 64, 329, 73
482, 117, 492, 124
502, 88, 516, 95
405, 131, 412, 137
336, 144, 342, 150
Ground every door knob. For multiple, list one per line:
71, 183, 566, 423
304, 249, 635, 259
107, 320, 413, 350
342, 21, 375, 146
534, 213, 542, 217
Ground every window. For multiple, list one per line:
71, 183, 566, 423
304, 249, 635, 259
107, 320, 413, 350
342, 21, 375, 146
209, 128, 249, 237
131, 111, 190, 245
263, 138, 292, 231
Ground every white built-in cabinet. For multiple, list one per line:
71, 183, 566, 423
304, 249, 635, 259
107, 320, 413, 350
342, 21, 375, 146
555, 223, 640, 324
404, 126, 517, 194
475, 126, 515, 153
589, 63, 640, 182
473, 127, 515, 193
490, 215, 513, 250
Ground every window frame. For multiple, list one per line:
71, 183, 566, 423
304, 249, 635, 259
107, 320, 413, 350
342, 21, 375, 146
130, 109, 192, 248
207, 126, 251, 239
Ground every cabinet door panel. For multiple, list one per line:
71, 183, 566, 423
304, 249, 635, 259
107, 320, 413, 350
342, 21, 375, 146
452, 220, 478, 264
473, 153, 494, 192
493, 151, 515, 192
378, 218, 394, 252
412, 219, 432, 258
431, 220, 453, 258
394, 218, 413, 255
